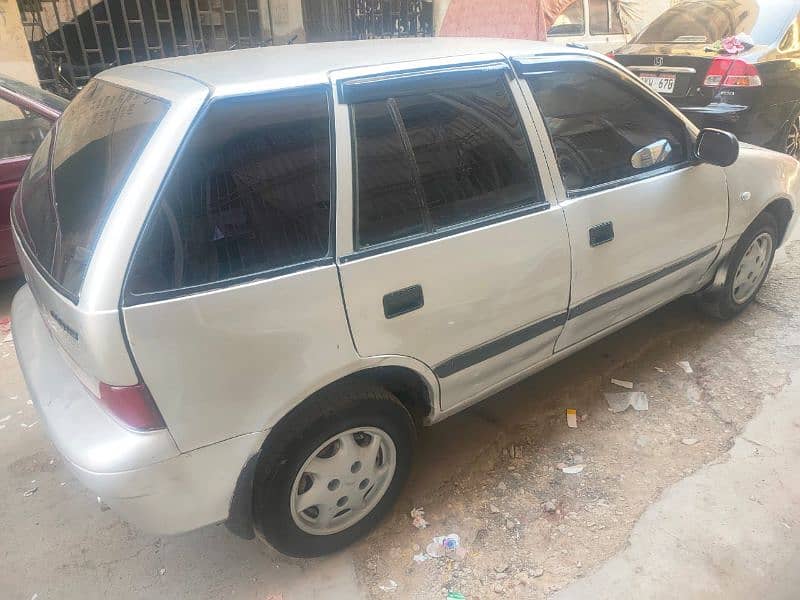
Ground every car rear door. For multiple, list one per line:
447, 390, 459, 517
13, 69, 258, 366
515, 55, 728, 351
334, 59, 571, 414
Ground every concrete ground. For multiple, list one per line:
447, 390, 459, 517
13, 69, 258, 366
1, 230, 799, 600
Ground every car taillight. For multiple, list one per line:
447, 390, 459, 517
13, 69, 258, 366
96, 382, 166, 431
703, 57, 762, 88
606, 50, 616, 60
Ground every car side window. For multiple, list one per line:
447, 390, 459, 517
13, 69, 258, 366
525, 63, 688, 194
548, 0, 585, 36
589, 0, 623, 35
0, 96, 51, 159
127, 88, 332, 297
350, 72, 543, 250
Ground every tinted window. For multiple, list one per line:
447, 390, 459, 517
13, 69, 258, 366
14, 80, 168, 299
635, 0, 795, 45
527, 64, 688, 193
548, 0, 585, 36
589, 0, 623, 35
352, 74, 542, 249
127, 89, 332, 297
0, 96, 51, 159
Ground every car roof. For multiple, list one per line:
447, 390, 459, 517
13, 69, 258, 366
106, 38, 565, 96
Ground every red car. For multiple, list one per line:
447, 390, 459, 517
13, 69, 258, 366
0, 76, 66, 280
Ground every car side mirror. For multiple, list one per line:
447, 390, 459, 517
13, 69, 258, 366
631, 139, 672, 169
695, 128, 739, 167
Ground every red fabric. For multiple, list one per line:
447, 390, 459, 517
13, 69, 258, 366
439, 0, 576, 40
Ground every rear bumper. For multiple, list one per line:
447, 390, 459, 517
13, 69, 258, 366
12, 285, 267, 534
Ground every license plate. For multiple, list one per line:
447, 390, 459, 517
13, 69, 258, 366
639, 73, 676, 94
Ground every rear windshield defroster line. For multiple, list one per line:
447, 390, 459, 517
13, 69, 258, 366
13, 79, 169, 302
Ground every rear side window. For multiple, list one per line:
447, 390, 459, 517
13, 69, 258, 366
526, 64, 688, 193
127, 88, 332, 298
351, 73, 543, 249
13, 80, 168, 300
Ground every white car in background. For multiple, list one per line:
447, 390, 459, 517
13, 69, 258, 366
547, 0, 672, 53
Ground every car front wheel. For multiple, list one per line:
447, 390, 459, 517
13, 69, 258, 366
252, 382, 415, 557
697, 211, 777, 320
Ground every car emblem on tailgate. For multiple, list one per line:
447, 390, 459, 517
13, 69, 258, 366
654, 57, 664, 67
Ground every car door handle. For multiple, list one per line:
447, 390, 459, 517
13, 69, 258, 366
383, 285, 424, 319
589, 221, 614, 247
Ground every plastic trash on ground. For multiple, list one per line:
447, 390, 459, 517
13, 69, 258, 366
677, 361, 694, 374
560, 464, 585, 474
426, 533, 461, 558
378, 579, 398, 592
447, 592, 467, 600
410, 507, 428, 529
611, 378, 634, 389
566, 408, 577, 428
605, 392, 649, 413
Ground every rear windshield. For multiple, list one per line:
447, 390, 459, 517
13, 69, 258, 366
13, 79, 168, 301
634, 0, 796, 45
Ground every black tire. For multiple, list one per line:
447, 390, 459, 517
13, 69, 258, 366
252, 382, 415, 557
697, 211, 778, 320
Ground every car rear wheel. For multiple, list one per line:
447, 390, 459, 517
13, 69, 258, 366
252, 382, 415, 557
697, 212, 777, 320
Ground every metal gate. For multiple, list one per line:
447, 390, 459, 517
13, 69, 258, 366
302, 0, 432, 42
17, 0, 272, 96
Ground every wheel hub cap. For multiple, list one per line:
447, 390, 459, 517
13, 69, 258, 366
732, 232, 772, 304
290, 427, 396, 535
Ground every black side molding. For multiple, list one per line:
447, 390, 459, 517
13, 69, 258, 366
435, 312, 568, 378
569, 245, 717, 319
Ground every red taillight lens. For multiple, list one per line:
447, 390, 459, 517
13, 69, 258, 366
704, 57, 761, 88
606, 50, 616, 60
97, 383, 166, 431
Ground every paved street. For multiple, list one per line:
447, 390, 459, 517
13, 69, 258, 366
2, 228, 800, 600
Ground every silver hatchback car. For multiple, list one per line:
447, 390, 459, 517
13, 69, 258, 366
11, 38, 799, 557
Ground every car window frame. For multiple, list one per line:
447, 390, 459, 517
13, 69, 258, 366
338, 62, 550, 263
121, 84, 337, 307
513, 55, 697, 199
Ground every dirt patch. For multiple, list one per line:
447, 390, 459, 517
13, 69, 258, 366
7, 450, 59, 475
352, 242, 800, 599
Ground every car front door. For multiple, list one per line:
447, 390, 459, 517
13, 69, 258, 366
516, 56, 729, 351
334, 61, 571, 413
